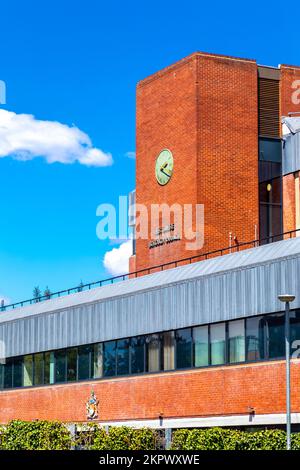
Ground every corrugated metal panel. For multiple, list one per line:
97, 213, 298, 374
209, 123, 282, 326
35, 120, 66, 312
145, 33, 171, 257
258, 78, 280, 137
283, 133, 300, 175
1, 237, 300, 358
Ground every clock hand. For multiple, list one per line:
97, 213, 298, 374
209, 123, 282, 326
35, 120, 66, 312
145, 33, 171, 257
160, 168, 171, 178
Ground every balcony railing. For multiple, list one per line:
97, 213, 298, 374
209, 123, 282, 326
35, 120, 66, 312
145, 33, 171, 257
1, 228, 300, 312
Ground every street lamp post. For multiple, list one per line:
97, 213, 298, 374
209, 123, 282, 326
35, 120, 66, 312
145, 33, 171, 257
278, 294, 295, 450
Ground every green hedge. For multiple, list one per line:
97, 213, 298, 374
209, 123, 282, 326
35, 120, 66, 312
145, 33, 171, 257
1, 421, 300, 450
91, 426, 158, 450
0, 421, 158, 450
171, 427, 300, 450
0, 420, 73, 450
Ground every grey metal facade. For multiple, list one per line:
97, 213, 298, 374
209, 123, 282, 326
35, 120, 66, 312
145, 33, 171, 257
282, 117, 300, 176
1, 237, 300, 358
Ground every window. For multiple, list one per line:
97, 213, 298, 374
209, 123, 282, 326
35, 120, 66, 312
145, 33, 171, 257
163, 331, 175, 370
259, 177, 282, 243
23, 355, 33, 386
34, 353, 44, 385
44, 352, 55, 384
67, 348, 77, 382
176, 328, 192, 369
3, 358, 13, 389
103, 341, 116, 377
13, 357, 23, 388
146, 334, 161, 372
116, 339, 130, 376
0, 364, 3, 389
92, 344, 103, 379
193, 326, 209, 367
78, 345, 91, 380
291, 310, 300, 358
55, 350, 66, 383
246, 316, 265, 361
228, 320, 245, 363
210, 323, 226, 365
265, 313, 285, 359
131, 336, 145, 374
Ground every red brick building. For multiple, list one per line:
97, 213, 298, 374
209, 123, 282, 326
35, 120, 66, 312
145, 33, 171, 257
1, 52, 300, 433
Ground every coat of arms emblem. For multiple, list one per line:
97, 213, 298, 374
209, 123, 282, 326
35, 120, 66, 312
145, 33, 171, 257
86, 390, 99, 420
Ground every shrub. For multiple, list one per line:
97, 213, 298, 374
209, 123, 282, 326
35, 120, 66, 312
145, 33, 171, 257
91, 426, 157, 450
171, 427, 299, 451
1, 420, 72, 450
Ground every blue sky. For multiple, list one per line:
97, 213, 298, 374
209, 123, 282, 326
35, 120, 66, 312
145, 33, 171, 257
0, 0, 298, 304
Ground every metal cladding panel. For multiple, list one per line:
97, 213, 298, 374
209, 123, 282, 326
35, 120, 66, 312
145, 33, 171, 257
283, 133, 300, 175
1, 238, 300, 358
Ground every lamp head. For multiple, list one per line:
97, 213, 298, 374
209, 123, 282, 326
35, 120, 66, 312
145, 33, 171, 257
278, 294, 295, 303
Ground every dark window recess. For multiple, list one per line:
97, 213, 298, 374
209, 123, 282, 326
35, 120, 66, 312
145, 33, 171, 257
265, 313, 285, 359
116, 339, 130, 376
131, 336, 145, 374
103, 341, 116, 377
246, 316, 265, 361
44, 352, 51, 385
258, 78, 280, 138
55, 350, 66, 383
146, 334, 162, 372
34, 353, 44, 385
291, 311, 300, 358
3, 358, 13, 389
176, 328, 193, 369
13, 357, 23, 388
67, 348, 77, 382
259, 138, 282, 164
78, 345, 91, 380
259, 177, 282, 243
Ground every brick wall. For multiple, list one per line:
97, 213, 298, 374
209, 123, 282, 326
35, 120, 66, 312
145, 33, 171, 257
135, 52, 259, 272
281, 65, 300, 117
196, 54, 259, 253
281, 65, 300, 235
282, 173, 296, 234
0, 361, 299, 424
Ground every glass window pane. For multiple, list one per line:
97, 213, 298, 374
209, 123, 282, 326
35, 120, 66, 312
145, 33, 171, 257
131, 337, 145, 374
34, 353, 44, 385
3, 358, 13, 389
13, 357, 23, 388
246, 316, 265, 361
0, 364, 3, 389
163, 331, 175, 371
23, 355, 33, 386
67, 348, 77, 382
229, 320, 245, 363
92, 344, 103, 379
291, 310, 300, 358
103, 341, 116, 377
44, 352, 55, 384
78, 345, 91, 380
210, 323, 226, 365
266, 313, 285, 359
146, 334, 161, 372
117, 339, 130, 376
176, 328, 192, 369
194, 326, 209, 367
55, 350, 66, 383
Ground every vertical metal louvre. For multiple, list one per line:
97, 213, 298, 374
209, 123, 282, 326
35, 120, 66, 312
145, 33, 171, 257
258, 78, 280, 138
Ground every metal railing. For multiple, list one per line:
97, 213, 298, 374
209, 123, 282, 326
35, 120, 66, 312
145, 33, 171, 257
1, 228, 300, 312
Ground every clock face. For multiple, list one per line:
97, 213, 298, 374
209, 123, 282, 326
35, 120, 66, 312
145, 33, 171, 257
155, 149, 174, 186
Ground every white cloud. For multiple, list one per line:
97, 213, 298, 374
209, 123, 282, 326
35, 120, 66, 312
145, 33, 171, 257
125, 151, 136, 159
103, 240, 132, 276
0, 109, 113, 167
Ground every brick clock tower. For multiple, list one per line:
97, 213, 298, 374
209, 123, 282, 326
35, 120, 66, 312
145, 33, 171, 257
129, 52, 300, 274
